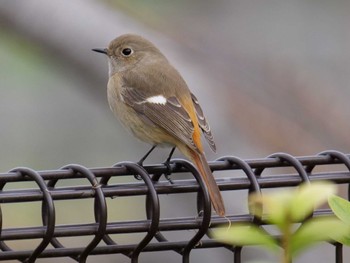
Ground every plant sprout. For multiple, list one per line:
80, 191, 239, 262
213, 182, 349, 263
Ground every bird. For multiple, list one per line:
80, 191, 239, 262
92, 34, 225, 216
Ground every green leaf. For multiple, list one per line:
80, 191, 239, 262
249, 182, 336, 226
291, 217, 349, 255
329, 195, 350, 225
289, 182, 336, 222
213, 223, 278, 251
249, 191, 293, 227
335, 235, 350, 246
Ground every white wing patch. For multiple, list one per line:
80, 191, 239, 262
145, 95, 167, 105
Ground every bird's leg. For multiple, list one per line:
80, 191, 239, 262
137, 145, 157, 166
163, 147, 176, 184
134, 145, 157, 180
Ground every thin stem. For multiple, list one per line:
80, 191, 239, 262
281, 218, 292, 263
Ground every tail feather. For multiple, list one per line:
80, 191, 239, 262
189, 149, 226, 216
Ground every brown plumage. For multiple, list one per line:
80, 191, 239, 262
93, 34, 225, 216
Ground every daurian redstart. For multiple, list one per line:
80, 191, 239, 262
93, 34, 225, 216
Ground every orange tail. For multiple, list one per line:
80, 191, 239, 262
188, 149, 226, 216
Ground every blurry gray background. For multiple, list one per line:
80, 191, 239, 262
0, 0, 350, 262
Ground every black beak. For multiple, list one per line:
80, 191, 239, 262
92, 48, 108, 55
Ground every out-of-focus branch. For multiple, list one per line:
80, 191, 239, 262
0, 0, 173, 100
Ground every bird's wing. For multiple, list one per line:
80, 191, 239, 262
121, 86, 199, 151
190, 93, 216, 153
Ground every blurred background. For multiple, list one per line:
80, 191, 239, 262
1, 0, 350, 262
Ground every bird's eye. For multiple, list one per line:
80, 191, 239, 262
121, 48, 133, 56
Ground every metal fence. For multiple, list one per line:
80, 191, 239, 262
0, 150, 349, 262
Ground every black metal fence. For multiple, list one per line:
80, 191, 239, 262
0, 150, 349, 262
